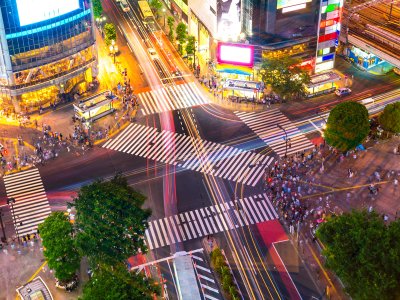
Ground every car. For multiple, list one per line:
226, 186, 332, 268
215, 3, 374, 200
393, 68, 400, 76
147, 48, 158, 60
335, 87, 352, 97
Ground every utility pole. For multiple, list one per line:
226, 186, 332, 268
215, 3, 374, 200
7, 198, 20, 243
0, 208, 7, 243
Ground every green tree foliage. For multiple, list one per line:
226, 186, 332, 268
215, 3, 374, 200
104, 23, 117, 47
167, 16, 175, 41
92, 0, 103, 19
175, 22, 187, 54
260, 57, 311, 100
80, 264, 160, 300
148, 0, 162, 18
379, 101, 400, 133
316, 210, 400, 300
324, 101, 370, 151
38, 212, 80, 282
73, 175, 151, 266
185, 35, 196, 56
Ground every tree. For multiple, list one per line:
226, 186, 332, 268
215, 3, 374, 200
185, 35, 196, 59
38, 212, 80, 282
175, 22, 187, 54
104, 23, 117, 47
148, 0, 162, 18
260, 57, 310, 100
167, 16, 175, 41
80, 264, 160, 300
73, 175, 151, 266
92, 0, 103, 19
316, 210, 400, 300
379, 101, 400, 133
324, 101, 370, 151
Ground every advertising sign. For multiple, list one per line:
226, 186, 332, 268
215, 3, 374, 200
217, 42, 254, 67
277, 0, 311, 10
217, 0, 241, 40
16, 0, 81, 26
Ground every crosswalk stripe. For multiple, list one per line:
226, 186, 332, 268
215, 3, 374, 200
138, 83, 210, 115
3, 168, 51, 236
145, 195, 277, 250
235, 110, 314, 157
103, 124, 274, 187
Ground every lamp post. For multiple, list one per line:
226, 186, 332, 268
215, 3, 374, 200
162, 8, 166, 28
193, 40, 198, 72
277, 124, 288, 158
0, 208, 7, 243
109, 40, 118, 64
7, 197, 20, 243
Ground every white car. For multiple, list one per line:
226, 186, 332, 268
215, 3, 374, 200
147, 48, 158, 60
335, 87, 352, 97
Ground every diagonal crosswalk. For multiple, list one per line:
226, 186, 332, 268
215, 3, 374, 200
138, 82, 209, 115
3, 168, 51, 236
145, 193, 277, 250
103, 123, 274, 186
235, 109, 314, 157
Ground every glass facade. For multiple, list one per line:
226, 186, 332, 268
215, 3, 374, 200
0, 0, 97, 112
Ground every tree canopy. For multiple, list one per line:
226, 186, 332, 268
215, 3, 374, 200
260, 57, 310, 100
324, 101, 370, 151
38, 212, 80, 282
316, 210, 400, 300
185, 35, 196, 56
148, 0, 162, 18
104, 23, 117, 47
175, 22, 187, 54
379, 101, 400, 133
73, 175, 151, 266
92, 0, 103, 19
80, 264, 160, 300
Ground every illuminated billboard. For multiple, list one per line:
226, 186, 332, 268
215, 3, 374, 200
217, 0, 241, 40
217, 42, 254, 67
16, 0, 81, 26
277, 0, 311, 10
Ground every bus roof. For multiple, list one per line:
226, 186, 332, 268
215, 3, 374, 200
138, 1, 154, 19
173, 255, 202, 300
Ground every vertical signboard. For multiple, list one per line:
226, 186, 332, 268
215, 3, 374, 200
315, 0, 343, 73
217, 0, 242, 40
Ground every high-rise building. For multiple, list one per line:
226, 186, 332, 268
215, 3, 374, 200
0, 0, 98, 113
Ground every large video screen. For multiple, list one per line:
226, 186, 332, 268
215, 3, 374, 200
277, 0, 311, 10
217, 42, 254, 67
16, 0, 81, 26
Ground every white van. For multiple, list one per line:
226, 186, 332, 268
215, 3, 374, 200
120, 0, 130, 12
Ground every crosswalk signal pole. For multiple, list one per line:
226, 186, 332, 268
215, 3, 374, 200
0, 208, 7, 243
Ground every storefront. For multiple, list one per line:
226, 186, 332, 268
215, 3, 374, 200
346, 46, 383, 70
305, 71, 341, 97
171, 0, 189, 23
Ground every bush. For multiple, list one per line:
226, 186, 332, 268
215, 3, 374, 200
222, 273, 233, 291
379, 102, 400, 133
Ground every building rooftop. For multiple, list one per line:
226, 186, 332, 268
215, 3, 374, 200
16, 277, 53, 300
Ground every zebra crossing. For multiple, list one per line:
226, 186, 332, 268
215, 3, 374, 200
138, 82, 209, 115
235, 109, 314, 157
103, 123, 275, 186
145, 193, 277, 250
3, 168, 51, 236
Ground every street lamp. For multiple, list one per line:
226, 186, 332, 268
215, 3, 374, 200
7, 197, 20, 243
109, 40, 118, 64
193, 40, 198, 73
277, 124, 288, 158
162, 8, 166, 28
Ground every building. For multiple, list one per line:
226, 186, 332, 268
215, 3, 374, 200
0, 0, 98, 113
16, 276, 53, 300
